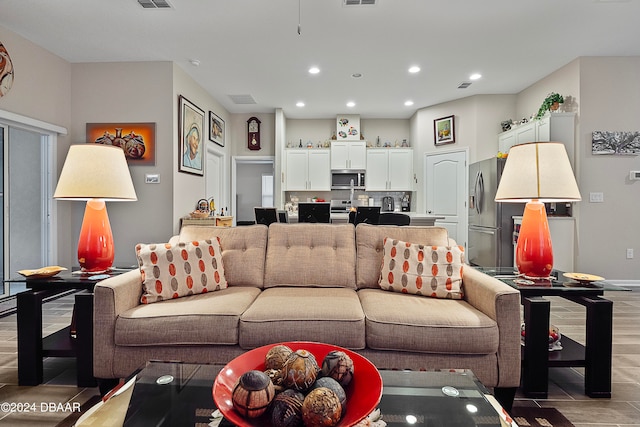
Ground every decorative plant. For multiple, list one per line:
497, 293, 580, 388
535, 92, 564, 119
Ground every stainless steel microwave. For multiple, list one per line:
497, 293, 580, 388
331, 170, 366, 190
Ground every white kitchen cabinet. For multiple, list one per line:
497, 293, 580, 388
498, 113, 575, 166
285, 149, 330, 191
330, 141, 366, 170
365, 148, 413, 191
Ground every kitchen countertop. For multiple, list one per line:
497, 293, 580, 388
288, 212, 444, 223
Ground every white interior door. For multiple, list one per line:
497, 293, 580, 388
424, 150, 468, 249
206, 143, 224, 214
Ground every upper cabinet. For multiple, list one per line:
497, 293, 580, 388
285, 149, 331, 191
330, 141, 366, 170
498, 113, 575, 166
366, 148, 413, 191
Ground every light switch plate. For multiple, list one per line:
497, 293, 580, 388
145, 174, 160, 184
589, 192, 604, 203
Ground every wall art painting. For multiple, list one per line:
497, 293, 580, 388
87, 122, 156, 165
592, 131, 640, 155
209, 111, 225, 147
434, 115, 455, 146
179, 95, 205, 175
0, 41, 15, 97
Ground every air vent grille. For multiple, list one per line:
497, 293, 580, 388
228, 94, 257, 105
138, 0, 173, 9
458, 82, 472, 89
344, 0, 377, 6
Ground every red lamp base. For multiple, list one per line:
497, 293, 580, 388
77, 199, 114, 273
516, 200, 553, 279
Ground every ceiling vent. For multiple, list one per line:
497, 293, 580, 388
344, 0, 377, 6
458, 82, 472, 89
137, 0, 173, 9
228, 94, 257, 105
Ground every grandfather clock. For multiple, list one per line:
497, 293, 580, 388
247, 117, 261, 150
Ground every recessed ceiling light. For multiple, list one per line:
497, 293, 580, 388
404, 100, 414, 106
346, 101, 356, 108
351, 73, 362, 78
408, 66, 421, 74
469, 73, 482, 80
296, 101, 305, 107
189, 59, 200, 67
308, 66, 320, 74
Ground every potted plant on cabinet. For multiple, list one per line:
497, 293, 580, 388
536, 92, 564, 119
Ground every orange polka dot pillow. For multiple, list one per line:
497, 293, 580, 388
136, 238, 227, 304
379, 238, 465, 299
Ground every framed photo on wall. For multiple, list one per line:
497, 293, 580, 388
209, 111, 225, 147
178, 95, 205, 175
434, 115, 455, 146
86, 122, 156, 165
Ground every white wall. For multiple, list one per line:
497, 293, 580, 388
410, 94, 515, 214
576, 57, 640, 279
0, 25, 73, 267
172, 64, 231, 235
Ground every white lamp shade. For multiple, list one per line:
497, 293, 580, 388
495, 142, 581, 202
54, 144, 137, 201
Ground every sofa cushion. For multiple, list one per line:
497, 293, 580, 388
115, 287, 262, 346
239, 287, 365, 349
178, 225, 267, 288
355, 224, 451, 289
379, 239, 465, 299
137, 239, 227, 304
264, 223, 356, 289
358, 289, 499, 354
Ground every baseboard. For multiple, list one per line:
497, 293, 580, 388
604, 279, 640, 288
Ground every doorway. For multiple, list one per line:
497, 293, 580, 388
424, 149, 468, 250
232, 156, 275, 224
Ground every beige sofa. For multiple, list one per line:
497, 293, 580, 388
94, 223, 521, 407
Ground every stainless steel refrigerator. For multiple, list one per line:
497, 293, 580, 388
468, 157, 524, 268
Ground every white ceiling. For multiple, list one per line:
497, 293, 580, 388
2, 0, 640, 119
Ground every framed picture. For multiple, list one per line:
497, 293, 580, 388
434, 115, 455, 146
209, 111, 225, 147
178, 95, 205, 175
86, 122, 156, 165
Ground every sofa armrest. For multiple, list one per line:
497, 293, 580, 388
463, 266, 521, 388
93, 269, 143, 379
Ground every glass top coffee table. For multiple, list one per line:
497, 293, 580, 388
78, 361, 508, 426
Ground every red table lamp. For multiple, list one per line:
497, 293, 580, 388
54, 144, 137, 272
495, 142, 581, 279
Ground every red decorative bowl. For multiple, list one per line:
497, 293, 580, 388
213, 341, 383, 427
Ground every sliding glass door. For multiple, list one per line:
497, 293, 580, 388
0, 123, 52, 298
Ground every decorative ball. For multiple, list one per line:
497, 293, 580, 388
282, 349, 319, 391
264, 368, 285, 391
232, 370, 275, 418
270, 389, 305, 427
308, 377, 346, 416
266, 344, 293, 370
302, 387, 342, 427
321, 350, 354, 387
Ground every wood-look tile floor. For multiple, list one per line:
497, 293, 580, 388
0, 289, 638, 426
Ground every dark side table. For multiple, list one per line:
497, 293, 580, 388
13, 268, 133, 387
478, 267, 629, 399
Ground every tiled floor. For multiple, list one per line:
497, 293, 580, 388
0, 288, 638, 426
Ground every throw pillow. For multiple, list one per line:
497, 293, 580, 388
379, 238, 464, 299
137, 238, 227, 304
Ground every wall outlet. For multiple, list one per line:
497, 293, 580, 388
589, 192, 604, 203
627, 248, 634, 259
